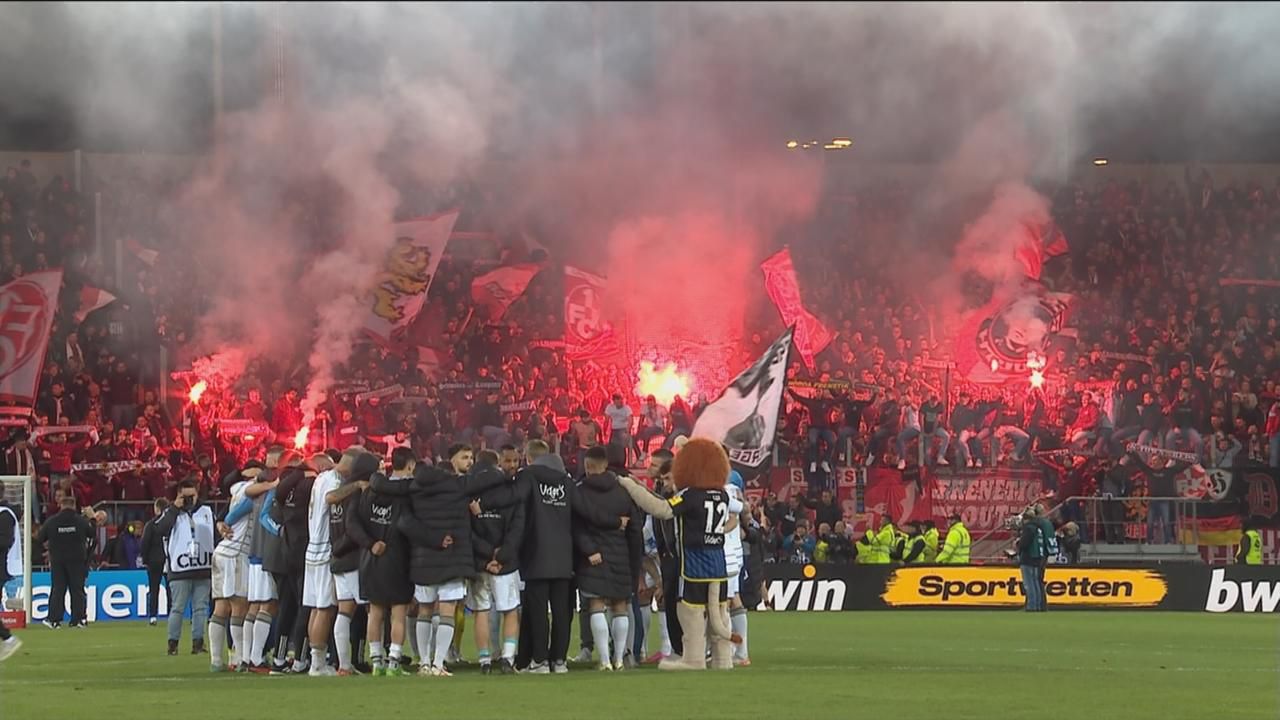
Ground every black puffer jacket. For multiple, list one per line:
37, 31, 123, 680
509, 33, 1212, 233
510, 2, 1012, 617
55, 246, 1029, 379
398, 464, 506, 586
470, 463, 526, 575
356, 473, 415, 605
572, 472, 643, 599
271, 467, 314, 576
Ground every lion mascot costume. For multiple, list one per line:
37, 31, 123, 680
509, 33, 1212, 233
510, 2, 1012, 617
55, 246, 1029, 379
619, 438, 735, 671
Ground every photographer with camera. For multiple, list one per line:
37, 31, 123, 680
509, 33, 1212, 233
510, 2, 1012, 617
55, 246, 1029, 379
1015, 508, 1051, 612
825, 520, 856, 563
153, 478, 215, 654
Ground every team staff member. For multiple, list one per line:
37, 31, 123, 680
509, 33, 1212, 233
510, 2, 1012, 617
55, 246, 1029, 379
935, 513, 970, 564
35, 496, 98, 628
139, 498, 170, 625
1237, 520, 1262, 565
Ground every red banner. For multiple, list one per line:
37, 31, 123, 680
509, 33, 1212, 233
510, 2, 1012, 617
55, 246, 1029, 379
926, 468, 1047, 536
0, 270, 62, 406
953, 283, 1074, 383
760, 248, 834, 372
862, 468, 934, 529
564, 266, 623, 361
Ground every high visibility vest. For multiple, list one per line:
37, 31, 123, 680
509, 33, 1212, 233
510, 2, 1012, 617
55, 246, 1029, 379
938, 522, 971, 565
870, 524, 896, 564
1243, 530, 1263, 565
855, 538, 875, 564
922, 528, 939, 563
902, 537, 926, 564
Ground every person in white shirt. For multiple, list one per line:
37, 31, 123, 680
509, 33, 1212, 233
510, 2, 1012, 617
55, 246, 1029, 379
632, 395, 668, 462
604, 395, 634, 465
303, 447, 378, 677
896, 392, 922, 470
208, 462, 266, 672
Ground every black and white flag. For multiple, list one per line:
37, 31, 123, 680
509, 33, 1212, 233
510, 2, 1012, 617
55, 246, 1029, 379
692, 327, 793, 468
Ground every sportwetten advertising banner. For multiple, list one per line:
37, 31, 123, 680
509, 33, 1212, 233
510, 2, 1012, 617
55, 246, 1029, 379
761, 564, 1280, 612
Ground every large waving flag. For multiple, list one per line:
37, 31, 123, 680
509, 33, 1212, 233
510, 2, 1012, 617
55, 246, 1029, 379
72, 285, 116, 324
0, 270, 63, 405
364, 210, 459, 343
760, 248, 833, 372
564, 266, 623, 362
692, 327, 793, 468
1013, 220, 1069, 281
954, 284, 1074, 383
471, 263, 541, 321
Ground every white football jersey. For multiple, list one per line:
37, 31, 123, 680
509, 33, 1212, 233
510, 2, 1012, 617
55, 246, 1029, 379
305, 470, 341, 566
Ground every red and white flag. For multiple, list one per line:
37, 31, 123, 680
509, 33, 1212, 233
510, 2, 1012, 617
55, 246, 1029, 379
73, 285, 116, 323
363, 210, 459, 343
0, 270, 63, 405
564, 266, 623, 362
760, 248, 834, 372
470, 263, 541, 320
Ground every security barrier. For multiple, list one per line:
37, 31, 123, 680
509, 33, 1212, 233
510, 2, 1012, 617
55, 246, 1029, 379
761, 563, 1280, 612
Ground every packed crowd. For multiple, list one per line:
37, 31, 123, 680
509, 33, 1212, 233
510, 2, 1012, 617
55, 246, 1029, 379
3, 158, 1280, 565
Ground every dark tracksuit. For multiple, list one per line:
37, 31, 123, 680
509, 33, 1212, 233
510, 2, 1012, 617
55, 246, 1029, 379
139, 515, 169, 619
36, 509, 96, 624
652, 489, 684, 656
515, 454, 619, 667
272, 468, 314, 658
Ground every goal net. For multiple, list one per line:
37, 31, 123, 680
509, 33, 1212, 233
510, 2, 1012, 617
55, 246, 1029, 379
0, 475, 34, 622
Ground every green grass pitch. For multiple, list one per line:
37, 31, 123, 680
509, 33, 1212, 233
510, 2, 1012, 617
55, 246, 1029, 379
1, 612, 1275, 720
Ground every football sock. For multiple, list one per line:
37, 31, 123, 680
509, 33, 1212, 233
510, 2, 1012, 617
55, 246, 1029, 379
731, 608, 749, 659
502, 636, 518, 661
250, 612, 273, 665
610, 612, 629, 665
590, 611, 609, 664
310, 644, 326, 669
657, 613, 672, 655
208, 616, 228, 666
369, 640, 385, 669
416, 619, 435, 666
334, 612, 353, 670
389, 643, 403, 662
638, 606, 652, 655
229, 616, 245, 665
433, 617, 456, 669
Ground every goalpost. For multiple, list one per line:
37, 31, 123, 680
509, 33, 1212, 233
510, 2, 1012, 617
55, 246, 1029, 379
0, 475, 34, 623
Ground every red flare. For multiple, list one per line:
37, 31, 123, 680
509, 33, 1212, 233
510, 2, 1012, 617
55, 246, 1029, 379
635, 361, 692, 408
294, 426, 310, 450
188, 380, 208, 405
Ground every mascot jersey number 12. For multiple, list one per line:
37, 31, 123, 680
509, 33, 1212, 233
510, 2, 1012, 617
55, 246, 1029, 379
619, 438, 735, 671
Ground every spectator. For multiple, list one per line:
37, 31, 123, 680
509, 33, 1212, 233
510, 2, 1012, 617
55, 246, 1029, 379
782, 520, 816, 564
633, 395, 667, 460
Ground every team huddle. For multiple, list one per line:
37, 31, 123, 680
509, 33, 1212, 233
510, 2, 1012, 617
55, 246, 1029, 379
157, 436, 752, 677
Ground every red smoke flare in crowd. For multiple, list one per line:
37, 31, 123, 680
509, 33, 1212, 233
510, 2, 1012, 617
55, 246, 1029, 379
635, 361, 692, 407
294, 426, 310, 450
188, 380, 207, 405
1029, 369, 1045, 389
